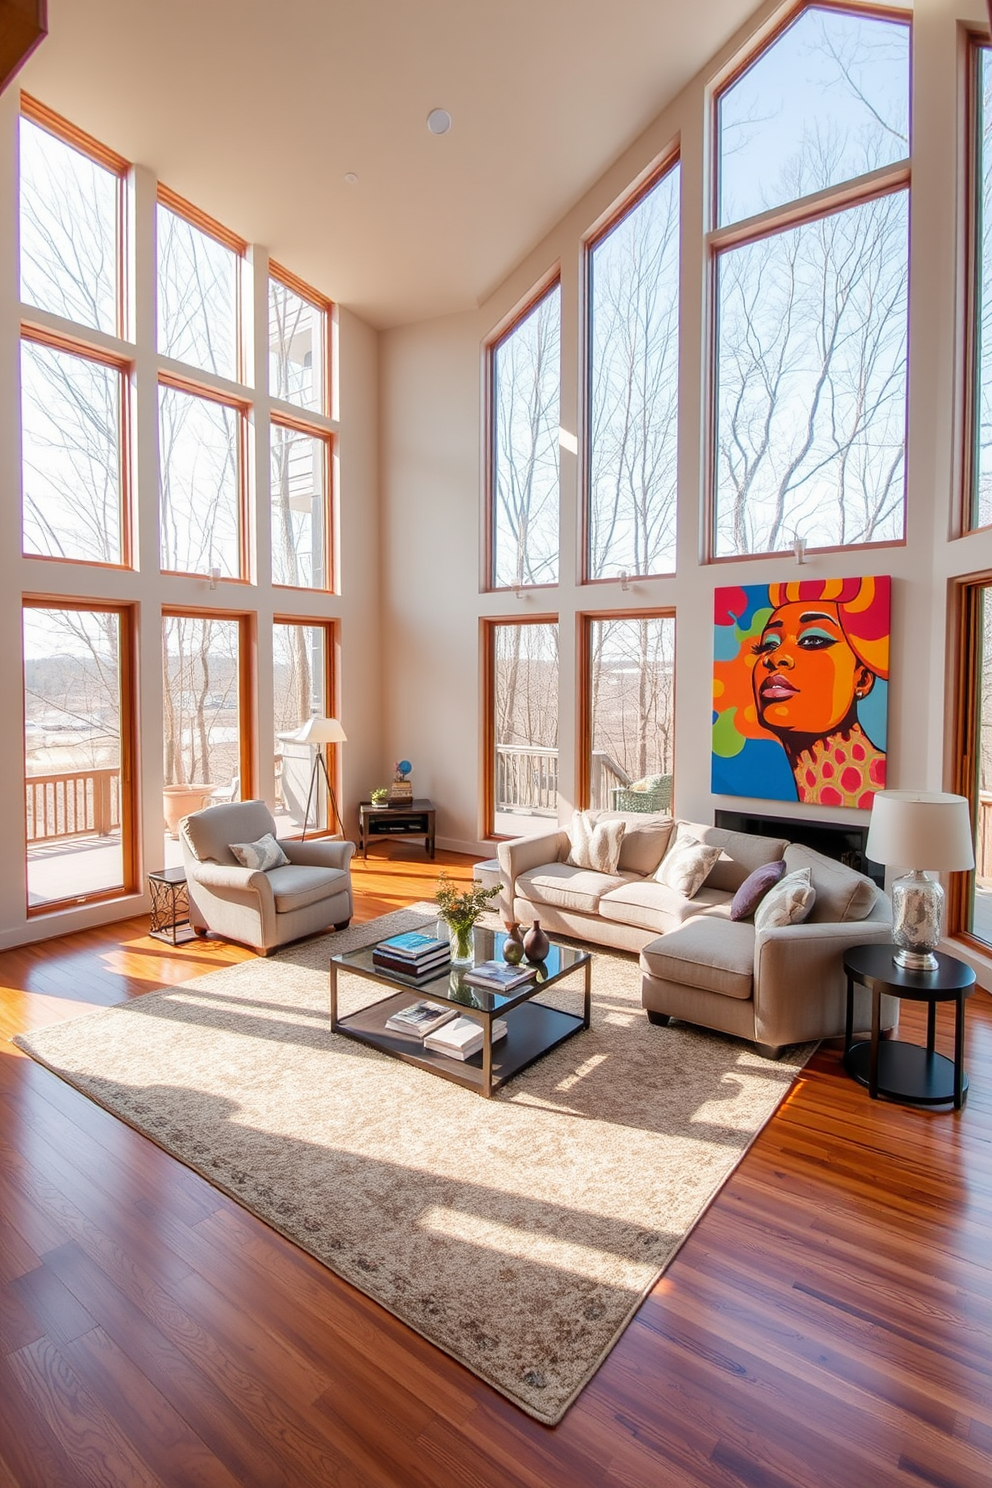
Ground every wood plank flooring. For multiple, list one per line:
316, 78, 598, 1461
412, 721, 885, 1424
1, 842, 991, 1486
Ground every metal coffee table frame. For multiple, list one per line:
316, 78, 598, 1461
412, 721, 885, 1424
329, 926, 591, 1098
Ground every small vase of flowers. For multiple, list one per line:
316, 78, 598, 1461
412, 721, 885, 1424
435, 870, 499, 964
369, 786, 389, 805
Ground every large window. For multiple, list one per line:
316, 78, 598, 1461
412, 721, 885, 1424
23, 603, 133, 911
269, 267, 328, 415
162, 614, 247, 846
712, 4, 910, 558
584, 615, 675, 812
19, 106, 124, 336
971, 44, 992, 531
159, 383, 245, 577
21, 335, 127, 565
953, 580, 992, 948
157, 192, 242, 380
273, 621, 333, 835
587, 162, 680, 580
487, 620, 559, 837
270, 419, 329, 589
490, 282, 561, 589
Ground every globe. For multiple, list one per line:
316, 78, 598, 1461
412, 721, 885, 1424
397, 759, 412, 776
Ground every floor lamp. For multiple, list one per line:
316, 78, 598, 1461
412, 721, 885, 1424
290, 717, 347, 839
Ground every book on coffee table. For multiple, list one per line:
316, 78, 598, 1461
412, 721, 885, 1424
384, 1001, 458, 1037
424, 1015, 508, 1061
462, 961, 535, 992
378, 931, 448, 960
373, 948, 451, 979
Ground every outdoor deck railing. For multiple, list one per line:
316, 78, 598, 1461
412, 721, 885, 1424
495, 746, 559, 815
978, 792, 992, 884
26, 768, 120, 844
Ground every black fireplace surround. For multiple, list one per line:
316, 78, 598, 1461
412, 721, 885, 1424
714, 809, 883, 889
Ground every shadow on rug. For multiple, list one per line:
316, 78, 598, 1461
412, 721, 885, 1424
14, 905, 813, 1424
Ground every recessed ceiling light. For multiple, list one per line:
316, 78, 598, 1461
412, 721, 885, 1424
426, 108, 452, 136
343, 172, 358, 184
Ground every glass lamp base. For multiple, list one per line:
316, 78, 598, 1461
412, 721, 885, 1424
891, 870, 943, 974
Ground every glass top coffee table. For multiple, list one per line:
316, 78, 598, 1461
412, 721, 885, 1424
329, 924, 591, 1098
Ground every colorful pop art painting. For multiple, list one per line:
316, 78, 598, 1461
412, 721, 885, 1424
712, 577, 890, 808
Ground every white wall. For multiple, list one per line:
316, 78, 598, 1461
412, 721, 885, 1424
380, 0, 992, 884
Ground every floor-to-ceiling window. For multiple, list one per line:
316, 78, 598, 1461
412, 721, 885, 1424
583, 614, 675, 813
486, 619, 559, 838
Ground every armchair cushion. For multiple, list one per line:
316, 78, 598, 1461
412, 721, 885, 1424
266, 864, 350, 914
230, 833, 290, 872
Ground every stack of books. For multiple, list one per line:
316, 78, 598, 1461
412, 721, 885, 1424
372, 931, 450, 980
388, 780, 414, 804
424, 1015, 508, 1061
384, 1000, 457, 1037
462, 960, 535, 993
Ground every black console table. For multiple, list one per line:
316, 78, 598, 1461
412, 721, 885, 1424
358, 799, 436, 860
843, 943, 976, 1110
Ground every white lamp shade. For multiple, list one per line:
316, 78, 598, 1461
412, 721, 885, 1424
289, 717, 347, 745
866, 791, 975, 872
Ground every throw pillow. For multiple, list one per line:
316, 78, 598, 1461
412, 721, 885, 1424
566, 812, 626, 874
730, 858, 787, 921
229, 833, 290, 872
753, 866, 815, 932
653, 826, 722, 898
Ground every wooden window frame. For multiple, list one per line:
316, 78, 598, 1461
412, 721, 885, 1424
268, 259, 333, 420
269, 412, 335, 594
963, 33, 992, 536
20, 93, 130, 341
578, 608, 677, 812
157, 374, 251, 582
483, 271, 562, 595
581, 152, 681, 587
481, 614, 560, 841
272, 616, 338, 838
20, 324, 133, 570
948, 576, 987, 948
705, 1, 912, 565
161, 607, 256, 806
156, 183, 246, 385
22, 596, 138, 916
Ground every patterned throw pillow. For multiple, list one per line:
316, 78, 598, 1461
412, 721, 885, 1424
229, 833, 290, 872
653, 826, 722, 898
730, 859, 787, 921
753, 866, 815, 932
566, 812, 627, 874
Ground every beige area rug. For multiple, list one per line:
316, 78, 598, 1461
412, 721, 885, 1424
14, 906, 813, 1424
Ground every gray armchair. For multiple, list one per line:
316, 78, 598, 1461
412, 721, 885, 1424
180, 800, 355, 955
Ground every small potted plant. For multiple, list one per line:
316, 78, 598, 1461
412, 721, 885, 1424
369, 786, 389, 805
435, 870, 499, 963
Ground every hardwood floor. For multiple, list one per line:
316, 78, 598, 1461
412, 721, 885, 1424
1, 844, 991, 1486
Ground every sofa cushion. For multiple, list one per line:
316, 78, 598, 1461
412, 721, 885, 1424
730, 858, 787, 921
783, 842, 877, 923
753, 867, 815, 932
266, 863, 349, 913
566, 812, 626, 874
654, 825, 722, 897
640, 918, 755, 1000
516, 861, 632, 915
594, 811, 675, 876
600, 879, 733, 934
679, 822, 790, 893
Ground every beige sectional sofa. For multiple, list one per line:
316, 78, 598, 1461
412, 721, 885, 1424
497, 813, 896, 1056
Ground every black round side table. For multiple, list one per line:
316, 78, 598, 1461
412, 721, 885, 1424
843, 943, 976, 1111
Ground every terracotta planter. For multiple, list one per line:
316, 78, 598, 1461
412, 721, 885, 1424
163, 784, 214, 839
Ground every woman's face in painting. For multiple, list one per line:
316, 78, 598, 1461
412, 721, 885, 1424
751, 601, 874, 737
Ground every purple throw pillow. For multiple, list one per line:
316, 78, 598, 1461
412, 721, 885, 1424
730, 859, 787, 921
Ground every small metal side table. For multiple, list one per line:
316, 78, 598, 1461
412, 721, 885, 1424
148, 866, 196, 945
843, 943, 976, 1110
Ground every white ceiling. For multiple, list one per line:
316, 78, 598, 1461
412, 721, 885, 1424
20, 0, 758, 329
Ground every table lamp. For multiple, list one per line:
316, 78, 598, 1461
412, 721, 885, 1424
289, 717, 347, 839
865, 791, 975, 971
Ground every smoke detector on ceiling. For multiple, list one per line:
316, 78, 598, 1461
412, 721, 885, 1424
426, 108, 452, 135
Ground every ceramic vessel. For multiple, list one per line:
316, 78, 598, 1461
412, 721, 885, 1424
502, 922, 525, 965
523, 919, 550, 963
